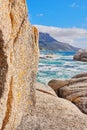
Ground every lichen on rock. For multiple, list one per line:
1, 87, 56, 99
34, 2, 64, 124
0, 0, 39, 129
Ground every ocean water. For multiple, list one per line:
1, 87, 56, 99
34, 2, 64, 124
37, 50, 87, 84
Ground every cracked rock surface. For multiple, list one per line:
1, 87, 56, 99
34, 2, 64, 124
0, 1, 39, 130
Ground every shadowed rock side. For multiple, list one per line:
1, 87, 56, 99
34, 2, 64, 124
0, 30, 8, 98
0, 0, 39, 130
48, 73, 87, 114
73, 50, 87, 62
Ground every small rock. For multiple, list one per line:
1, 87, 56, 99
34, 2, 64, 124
73, 50, 87, 62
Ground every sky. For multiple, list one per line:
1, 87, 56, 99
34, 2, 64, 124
26, 0, 87, 49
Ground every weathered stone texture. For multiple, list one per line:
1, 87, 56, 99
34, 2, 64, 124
16, 83, 87, 130
48, 73, 87, 115
0, 1, 39, 130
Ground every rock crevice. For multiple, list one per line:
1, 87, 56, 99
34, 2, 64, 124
0, 30, 8, 99
1, 76, 13, 130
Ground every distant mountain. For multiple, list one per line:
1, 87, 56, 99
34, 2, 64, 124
39, 32, 80, 51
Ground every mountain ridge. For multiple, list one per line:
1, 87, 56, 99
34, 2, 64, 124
39, 32, 80, 51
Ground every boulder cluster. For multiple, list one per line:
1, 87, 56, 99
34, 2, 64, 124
48, 72, 87, 114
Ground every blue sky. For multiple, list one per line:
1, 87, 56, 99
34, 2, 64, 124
27, 0, 87, 28
26, 0, 87, 48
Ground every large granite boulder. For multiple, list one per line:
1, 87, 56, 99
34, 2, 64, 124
16, 82, 87, 130
48, 73, 87, 114
0, 0, 39, 130
73, 50, 87, 62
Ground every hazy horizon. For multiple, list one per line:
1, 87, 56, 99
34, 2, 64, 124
35, 25, 87, 49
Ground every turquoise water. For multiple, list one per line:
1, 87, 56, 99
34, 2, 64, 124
37, 50, 87, 84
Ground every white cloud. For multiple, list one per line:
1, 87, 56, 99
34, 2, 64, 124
36, 13, 44, 17
35, 25, 87, 49
70, 2, 79, 8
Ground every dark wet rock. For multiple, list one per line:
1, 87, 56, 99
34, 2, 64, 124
73, 50, 87, 62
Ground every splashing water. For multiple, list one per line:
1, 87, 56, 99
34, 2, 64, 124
37, 50, 87, 84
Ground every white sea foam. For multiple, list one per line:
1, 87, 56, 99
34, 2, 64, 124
37, 51, 87, 84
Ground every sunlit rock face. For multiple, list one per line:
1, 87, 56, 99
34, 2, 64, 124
0, 0, 39, 130
17, 82, 87, 130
